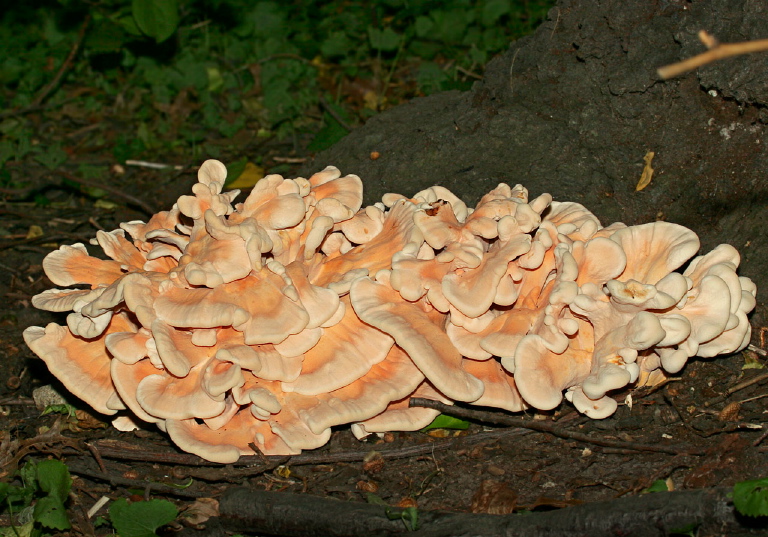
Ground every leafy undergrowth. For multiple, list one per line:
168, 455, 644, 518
0, 458, 179, 536
0, 0, 552, 198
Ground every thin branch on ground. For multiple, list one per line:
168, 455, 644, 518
658, 30, 768, 79
217, 486, 746, 537
65, 461, 207, 499
85, 442, 107, 474
0, 233, 102, 252
125, 160, 184, 171
55, 170, 157, 216
409, 398, 705, 456
318, 95, 353, 132
704, 370, 768, 407
90, 427, 530, 469
31, 16, 91, 108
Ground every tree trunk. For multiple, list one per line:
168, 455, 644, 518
305, 0, 768, 326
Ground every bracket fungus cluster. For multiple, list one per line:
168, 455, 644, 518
24, 160, 756, 462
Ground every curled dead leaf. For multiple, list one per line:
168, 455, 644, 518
183, 498, 219, 527
356, 480, 379, 493
471, 480, 517, 515
635, 151, 655, 191
362, 451, 385, 474
718, 401, 741, 421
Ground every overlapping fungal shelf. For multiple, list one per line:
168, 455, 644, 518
23, 160, 756, 462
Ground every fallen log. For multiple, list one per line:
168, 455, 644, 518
216, 486, 762, 536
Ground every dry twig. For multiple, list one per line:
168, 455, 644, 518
704, 370, 768, 407
658, 30, 768, 79
409, 398, 705, 456
65, 461, 206, 499
89, 427, 530, 469
55, 170, 157, 216
318, 95, 354, 132
31, 16, 91, 108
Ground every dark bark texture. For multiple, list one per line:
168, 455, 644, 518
216, 486, 763, 537
303, 0, 768, 326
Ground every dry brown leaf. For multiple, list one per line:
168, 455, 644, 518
635, 151, 655, 191
228, 162, 264, 189
471, 480, 517, 515
183, 498, 220, 526
718, 401, 741, 421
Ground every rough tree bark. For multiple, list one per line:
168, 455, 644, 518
215, 486, 760, 537
304, 0, 768, 326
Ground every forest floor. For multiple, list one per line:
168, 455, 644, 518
1, 157, 767, 536
2, 1, 768, 533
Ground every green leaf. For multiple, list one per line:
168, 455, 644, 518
238, 2, 286, 39
643, 479, 669, 493
482, 0, 511, 27
668, 523, 698, 537
115, 13, 144, 37
110, 498, 178, 537
40, 403, 77, 418
414, 16, 434, 38
320, 31, 353, 58
224, 157, 248, 188
383, 505, 419, 532
0, 140, 13, 167
19, 462, 38, 493
15, 136, 32, 161
33, 495, 70, 530
366, 493, 388, 506
422, 414, 470, 431
416, 61, 450, 95
368, 27, 402, 52
429, 9, 469, 43
207, 66, 224, 93
33, 145, 68, 170
132, 0, 179, 43
217, 116, 245, 138
36, 460, 72, 503
308, 107, 350, 152
0, 481, 33, 510
401, 506, 419, 531
86, 19, 128, 53
733, 477, 768, 517
0, 481, 11, 504
0, 520, 33, 537
42, 15, 67, 46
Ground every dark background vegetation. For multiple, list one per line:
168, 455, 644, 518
0, 0, 551, 192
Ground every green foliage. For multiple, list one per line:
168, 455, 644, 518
33, 145, 68, 171
0, 459, 72, 533
40, 404, 77, 418
733, 477, 768, 517
642, 479, 670, 493
109, 498, 178, 537
422, 414, 470, 431
132, 0, 180, 43
669, 525, 698, 537
366, 494, 419, 532
308, 104, 352, 152
1, 0, 553, 176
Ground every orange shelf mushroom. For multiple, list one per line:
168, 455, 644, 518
24, 160, 756, 462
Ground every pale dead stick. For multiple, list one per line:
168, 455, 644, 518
658, 30, 768, 79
